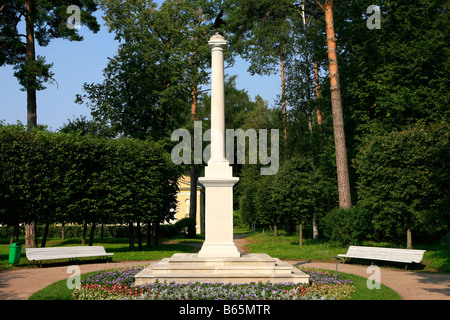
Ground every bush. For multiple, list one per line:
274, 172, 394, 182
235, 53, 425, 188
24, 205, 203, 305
159, 224, 178, 238
174, 218, 196, 238
323, 206, 372, 246
0, 125, 180, 240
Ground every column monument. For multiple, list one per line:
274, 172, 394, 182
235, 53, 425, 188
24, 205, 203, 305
134, 32, 309, 285
197, 31, 240, 258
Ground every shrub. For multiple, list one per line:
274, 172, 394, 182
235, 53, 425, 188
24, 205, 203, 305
322, 206, 372, 246
159, 224, 178, 238
174, 218, 196, 237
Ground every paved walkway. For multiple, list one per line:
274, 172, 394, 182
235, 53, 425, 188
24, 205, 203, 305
0, 259, 448, 300
289, 260, 450, 300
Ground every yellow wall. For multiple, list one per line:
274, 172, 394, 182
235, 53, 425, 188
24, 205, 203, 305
173, 175, 204, 234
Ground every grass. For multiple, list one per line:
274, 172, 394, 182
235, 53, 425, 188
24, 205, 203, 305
0, 236, 200, 271
244, 232, 345, 262
337, 271, 401, 300
2, 228, 447, 300
243, 229, 450, 272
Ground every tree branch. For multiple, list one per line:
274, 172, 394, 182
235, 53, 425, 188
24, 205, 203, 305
290, 2, 321, 19
314, 0, 326, 12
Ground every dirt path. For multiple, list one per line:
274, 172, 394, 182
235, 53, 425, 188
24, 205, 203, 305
0, 237, 448, 300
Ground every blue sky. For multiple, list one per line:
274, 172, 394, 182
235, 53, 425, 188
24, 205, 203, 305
0, 7, 281, 132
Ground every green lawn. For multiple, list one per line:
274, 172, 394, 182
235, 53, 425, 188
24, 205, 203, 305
0, 236, 201, 271
243, 230, 450, 272
1, 229, 448, 300
2, 231, 448, 272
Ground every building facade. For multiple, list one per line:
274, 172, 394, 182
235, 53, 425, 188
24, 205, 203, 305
173, 175, 204, 234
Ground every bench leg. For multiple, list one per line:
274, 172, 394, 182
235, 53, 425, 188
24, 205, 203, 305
334, 257, 344, 274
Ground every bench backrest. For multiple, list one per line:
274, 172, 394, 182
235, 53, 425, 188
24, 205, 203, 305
25, 246, 109, 260
345, 246, 426, 263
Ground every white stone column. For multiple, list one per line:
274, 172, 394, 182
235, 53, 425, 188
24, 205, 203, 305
198, 32, 240, 258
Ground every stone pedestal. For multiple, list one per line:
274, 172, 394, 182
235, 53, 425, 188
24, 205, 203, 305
197, 177, 240, 258
134, 253, 309, 285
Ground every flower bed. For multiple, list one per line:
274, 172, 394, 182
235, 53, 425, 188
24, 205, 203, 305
73, 267, 355, 300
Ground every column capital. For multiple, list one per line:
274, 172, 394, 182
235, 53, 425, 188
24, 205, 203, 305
208, 33, 227, 49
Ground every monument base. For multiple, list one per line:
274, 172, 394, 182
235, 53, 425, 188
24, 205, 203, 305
134, 253, 309, 285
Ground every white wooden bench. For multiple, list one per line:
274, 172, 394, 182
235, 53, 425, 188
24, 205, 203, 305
335, 246, 426, 269
25, 246, 114, 266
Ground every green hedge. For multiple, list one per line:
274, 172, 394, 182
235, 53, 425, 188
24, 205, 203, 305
0, 124, 181, 239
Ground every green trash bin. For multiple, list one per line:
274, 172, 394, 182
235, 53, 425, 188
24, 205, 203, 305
9, 242, 22, 264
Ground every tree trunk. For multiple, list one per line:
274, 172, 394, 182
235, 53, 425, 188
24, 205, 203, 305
24, 1, 39, 248
25, 222, 37, 248
314, 59, 322, 127
81, 221, 87, 245
41, 221, 50, 248
407, 228, 412, 249
61, 222, 65, 241
25, 0, 37, 129
10, 224, 20, 244
189, 167, 198, 238
321, 0, 352, 209
191, 83, 198, 121
154, 221, 160, 246
136, 219, 142, 251
128, 222, 135, 251
299, 223, 303, 246
146, 221, 152, 248
189, 80, 198, 238
89, 222, 96, 246
274, 224, 278, 237
313, 212, 319, 240
280, 49, 287, 141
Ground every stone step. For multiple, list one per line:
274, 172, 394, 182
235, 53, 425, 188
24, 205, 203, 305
134, 253, 310, 285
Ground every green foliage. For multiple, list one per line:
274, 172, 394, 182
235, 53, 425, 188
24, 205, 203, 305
322, 206, 373, 246
273, 157, 323, 226
0, 124, 180, 237
78, 0, 223, 140
174, 217, 196, 238
13, 56, 54, 91
0, 0, 100, 91
354, 122, 449, 244
335, 0, 450, 138
59, 116, 117, 138
224, 0, 298, 76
